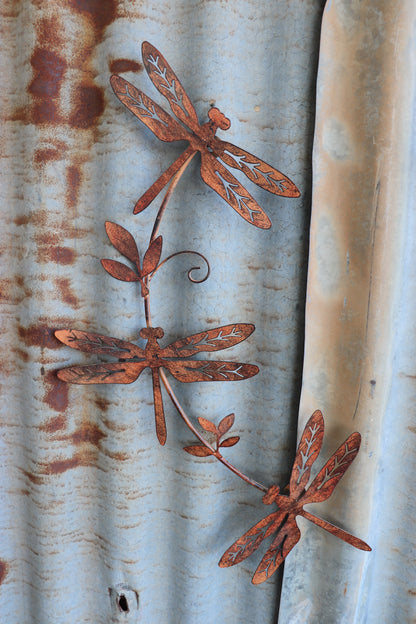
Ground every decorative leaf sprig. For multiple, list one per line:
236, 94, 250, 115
184, 413, 240, 457
102, 221, 162, 297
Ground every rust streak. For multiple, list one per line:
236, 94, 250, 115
43, 371, 69, 413
55, 277, 79, 308
29, 48, 67, 125
66, 165, 82, 210
42, 453, 93, 475
39, 414, 68, 433
0, 561, 8, 585
69, 84, 105, 129
18, 324, 62, 349
109, 59, 142, 74
68, 0, 117, 40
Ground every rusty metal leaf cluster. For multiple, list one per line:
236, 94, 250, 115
184, 413, 240, 457
102, 221, 162, 296
51, 40, 370, 588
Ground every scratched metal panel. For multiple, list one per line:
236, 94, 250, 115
1, 1, 325, 623
279, 2, 416, 623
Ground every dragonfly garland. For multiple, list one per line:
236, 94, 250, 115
219, 410, 371, 584
50, 40, 371, 587
110, 41, 300, 229
55, 324, 258, 446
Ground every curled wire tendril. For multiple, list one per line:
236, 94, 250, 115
151, 250, 211, 284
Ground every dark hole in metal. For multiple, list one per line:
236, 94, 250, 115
118, 594, 129, 612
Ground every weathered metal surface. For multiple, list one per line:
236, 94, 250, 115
279, 1, 416, 623
1, 1, 325, 623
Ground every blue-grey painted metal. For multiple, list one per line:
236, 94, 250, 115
11, 1, 414, 623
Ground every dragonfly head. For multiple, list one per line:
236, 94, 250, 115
208, 107, 231, 131
140, 327, 164, 341
262, 484, 280, 505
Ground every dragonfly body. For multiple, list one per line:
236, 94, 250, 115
110, 42, 300, 229
55, 324, 259, 446
219, 410, 371, 584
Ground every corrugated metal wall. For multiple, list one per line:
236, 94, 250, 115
1, 1, 415, 623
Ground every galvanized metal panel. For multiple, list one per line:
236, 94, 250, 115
279, 2, 416, 623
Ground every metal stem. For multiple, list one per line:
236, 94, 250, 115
141, 149, 267, 493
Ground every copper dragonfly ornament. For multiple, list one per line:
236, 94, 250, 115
110, 42, 300, 229
55, 324, 258, 445
219, 410, 371, 584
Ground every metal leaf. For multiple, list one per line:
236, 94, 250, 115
142, 236, 163, 276
105, 221, 141, 268
183, 445, 214, 457
101, 259, 140, 282
219, 436, 240, 448
218, 413, 235, 437
197, 417, 217, 434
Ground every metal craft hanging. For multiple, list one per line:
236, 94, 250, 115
51, 40, 371, 587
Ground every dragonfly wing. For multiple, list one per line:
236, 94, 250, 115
151, 370, 167, 446
219, 511, 284, 568
142, 42, 200, 133
110, 75, 189, 143
161, 323, 256, 358
55, 329, 145, 359
214, 139, 300, 198
290, 410, 325, 498
164, 360, 259, 382
252, 516, 301, 584
200, 151, 271, 229
301, 432, 362, 505
56, 361, 147, 384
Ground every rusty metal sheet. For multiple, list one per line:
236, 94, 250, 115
1, 1, 326, 623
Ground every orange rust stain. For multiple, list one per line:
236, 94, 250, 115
18, 323, 61, 349
37, 16, 64, 50
69, 84, 105, 129
21, 469, 43, 485
29, 48, 67, 125
68, 0, 117, 40
109, 59, 142, 73
44, 246, 76, 265
68, 421, 106, 447
16, 276, 25, 288
0, 561, 8, 585
55, 277, 79, 308
43, 371, 69, 413
42, 453, 92, 475
0, 279, 12, 303
66, 164, 82, 209
94, 396, 110, 412
14, 348, 29, 363
39, 414, 68, 433
34, 148, 62, 167
105, 450, 129, 461
14, 215, 31, 226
